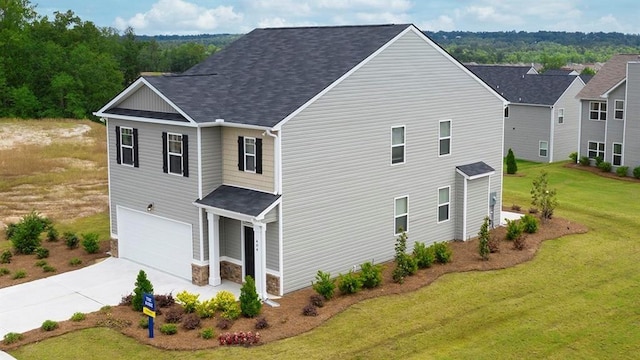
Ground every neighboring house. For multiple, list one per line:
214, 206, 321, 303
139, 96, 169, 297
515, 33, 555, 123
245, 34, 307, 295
576, 54, 640, 173
95, 24, 506, 299
468, 65, 587, 162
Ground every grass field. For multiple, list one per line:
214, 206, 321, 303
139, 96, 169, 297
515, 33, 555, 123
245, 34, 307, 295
9, 161, 640, 359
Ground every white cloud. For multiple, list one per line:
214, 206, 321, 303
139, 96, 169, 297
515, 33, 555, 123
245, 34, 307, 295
354, 11, 411, 24
257, 17, 317, 28
316, 0, 412, 12
418, 15, 455, 32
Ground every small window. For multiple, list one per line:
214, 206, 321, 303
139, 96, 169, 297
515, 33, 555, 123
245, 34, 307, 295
168, 134, 183, 175
588, 141, 605, 160
162, 132, 188, 177
116, 126, 138, 167
439, 120, 451, 156
614, 100, 624, 120
244, 137, 256, 173
539, 141, 548, 157
437, 187, 450, 223
558, 108, 564, 124
394, 196, 408, 234
391, 126, 405, 164
613, 143, 623, 166
589, 101, 606, 121
504, 106, 509, 118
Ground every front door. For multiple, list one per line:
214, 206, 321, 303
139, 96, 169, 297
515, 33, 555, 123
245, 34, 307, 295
243, 226, 255, 280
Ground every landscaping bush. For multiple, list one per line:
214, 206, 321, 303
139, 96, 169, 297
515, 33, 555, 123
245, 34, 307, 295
221, 302, 241, 320
160, 323, 178, 335
359, 261, 383, 288
255, 317, 269, 330
216, 318, 233, 330
12, 269, 26, 279
634, 166, 640, 179
312, 270, 335, 300
63, 232, 79, 249
10, 211, 49, 254
513, 235, 526, 250
214, 290, 237, 313
594, 156, 603, 167
4, 223, 17, 241
176, 290, 200, 313
218, 331, 260, 346
488, 235, 500, 253
478, 217, 490, 261
528, 207, 539, 214
119, 294, 133, 306
569, 152, 578, 163
70, 312, 86, 321
531, 171, 558, 221
42, 264, 56, 272
100, 305, 112, 313
505, 219, 523, 241
35, 246, 49, 259
41, 320, 58, 331
3, 332, 22, 345
413, 242, 435, 269
138, 317, 149, 329
35, 259, 47, 267
506, 148, 518, 174
302, 304, 318, 317
598, 161, 612, 172
433, 242, 452, 264
196, 299, 215, 319
200, 327, 215, 339
164, 307, 184, 323
69, 257, 82, 266
337, 271, 362, 295
132, 270, 154, 312
521, 214, 539, 234
579, 156, 590, 166
239, 275, 262, 318
181, 313, 201, 330
81, 232, 100, 254
616, 166, 629, 177
46, 226, 59, 242
154, 293, 175, 308
510, 204, 521, 211
392, 230, 418, 283
0, 250, 12, 264
0, 268, 10, 276
309, 294, 324, 308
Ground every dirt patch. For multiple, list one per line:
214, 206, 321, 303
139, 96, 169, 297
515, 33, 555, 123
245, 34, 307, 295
0, 216, 587, 352
0, 123, 92, 150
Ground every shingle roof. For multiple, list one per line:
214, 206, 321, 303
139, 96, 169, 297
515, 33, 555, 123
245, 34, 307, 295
108, 108, 188, 122
456, 161, 495, 178
576, 54, 640, 100
144, 24, 411, 127
195, 185, 280, 217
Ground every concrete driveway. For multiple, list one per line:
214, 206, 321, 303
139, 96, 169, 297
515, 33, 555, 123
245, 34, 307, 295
0, 257, 240, 338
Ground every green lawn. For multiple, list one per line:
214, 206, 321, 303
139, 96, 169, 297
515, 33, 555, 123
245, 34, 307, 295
10, 161, 640, 359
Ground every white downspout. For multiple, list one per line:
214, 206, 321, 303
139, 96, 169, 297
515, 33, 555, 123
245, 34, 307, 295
549, 106, 555, 162
264, 130, 281, 195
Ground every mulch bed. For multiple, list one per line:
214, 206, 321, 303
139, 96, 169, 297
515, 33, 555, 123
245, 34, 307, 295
564, 162, 640, 182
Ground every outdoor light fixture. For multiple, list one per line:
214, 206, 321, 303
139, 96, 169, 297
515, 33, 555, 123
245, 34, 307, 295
146, 203, 154, 212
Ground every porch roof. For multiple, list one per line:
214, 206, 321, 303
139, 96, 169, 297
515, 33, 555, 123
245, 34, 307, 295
456, 161, 495, 180
194, 185, 280, 218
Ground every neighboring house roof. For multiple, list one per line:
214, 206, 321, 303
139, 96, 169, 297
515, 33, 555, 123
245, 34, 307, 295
576, 54, 640, 100
194, 185, 281, 217
542, 69, 579, 76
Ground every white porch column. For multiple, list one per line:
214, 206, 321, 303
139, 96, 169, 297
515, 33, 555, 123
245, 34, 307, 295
207, 212, 221, 286
253, 222, 267, 299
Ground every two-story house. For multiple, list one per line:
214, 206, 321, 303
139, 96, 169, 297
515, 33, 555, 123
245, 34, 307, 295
468, 64, 587, 162
576, 54, 640, 173
95, 24, 506, 299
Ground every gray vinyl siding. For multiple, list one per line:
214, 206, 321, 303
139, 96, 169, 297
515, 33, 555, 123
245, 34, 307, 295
201, 127, 223, 193
466, 177, 489, 240
220, 217, 241, 260
118, 85, 178, 113
605, 85, 625, 165
504, 104, 551, 162
624, 62, 640, 168
266, 221, 279, 271
280, 30, 504, 293
552, 79, 583, 162
579, 100, 606, 158
107, 118, 201, 260
454, 174, 464, 240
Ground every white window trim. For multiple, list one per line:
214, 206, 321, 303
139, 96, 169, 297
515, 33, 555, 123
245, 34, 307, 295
557, 108, 564, 124
588, 101, 606, 121
437, 186, 450, 224
391, 126, 405, 165
614, 100, 624, 120
244, 136, 257, 173
587, 140, 605, 160
539, 140, 549, 157
120, 126, 135, 167
394, 195, 408, 235
167, 132, 183, 176
438, 119, 452, 157
612, 142, 623, 166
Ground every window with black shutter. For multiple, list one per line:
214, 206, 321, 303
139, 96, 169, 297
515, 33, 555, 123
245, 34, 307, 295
116, 126, 138, 167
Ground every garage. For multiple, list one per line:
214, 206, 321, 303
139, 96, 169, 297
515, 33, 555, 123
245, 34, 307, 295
116, 207, 193, 280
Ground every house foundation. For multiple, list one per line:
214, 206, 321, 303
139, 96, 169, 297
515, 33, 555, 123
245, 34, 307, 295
109, 238, 119, 257
191, 264, 209, 285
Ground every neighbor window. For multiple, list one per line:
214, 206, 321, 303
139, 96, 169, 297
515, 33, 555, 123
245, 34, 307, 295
558, 108, 564, 124
613, 143, 623, 166
504, 106, 509, 118
244, 137, 256, 172
115, 126, 138, 167
539, 141, 548, 157
437, 187, 450, 223
394, 196, 408, 234
588, 141, 605, 160
237, 136, 262, 174
614, 100, 624, 120
589, 101, 606, 121
162, 132, 188, 177
439, 120, 451, 156
391, 126, 405, 164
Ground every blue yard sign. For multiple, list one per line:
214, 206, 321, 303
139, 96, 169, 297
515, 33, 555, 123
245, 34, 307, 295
143, 293, 156, 338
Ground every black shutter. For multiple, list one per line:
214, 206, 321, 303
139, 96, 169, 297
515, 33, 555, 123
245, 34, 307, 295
182, 134, 189, 177
132, 128, 139, 168
237, 136, 244, 171
115, 126, 121, 164
256, 138, 263, 174
162, 132, 168, 173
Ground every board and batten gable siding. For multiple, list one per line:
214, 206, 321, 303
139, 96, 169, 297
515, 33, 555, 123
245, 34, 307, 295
280, 29, 504, 293
221, 127, 274, 193
503, 104, 551, 162
118, 85, 178, 113
552, 79, 584, 162
624, 62, 640, 168
604, 84, 625, 164
107, 118, 202, 260
579, 100, 606, 158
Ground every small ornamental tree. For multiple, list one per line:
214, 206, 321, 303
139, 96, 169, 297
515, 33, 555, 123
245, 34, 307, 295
239, 275, 262, 318
132, 270, 154, 311
506, 148, 518, 175
530, 171, 558, 222
478, 216, 490, 261
392, 230, 418, 283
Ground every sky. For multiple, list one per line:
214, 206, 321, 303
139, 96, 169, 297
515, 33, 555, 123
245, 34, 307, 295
33, 0, 640, 36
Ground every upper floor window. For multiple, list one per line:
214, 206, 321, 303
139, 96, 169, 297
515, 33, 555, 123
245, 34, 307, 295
504, 106, 509, 118
439, 120, 451, 156
115, 126, 138, 167
437, 186, 450, 223
391, 126, 405, 164
589, 101, 606, 121
394, 196, 408, 234
237, 136, 262, 174
614, 100, 624, 120
588, 141, 605, 160
162, 132, 189, 177
613, 143, 623, 166
244, 137, 256, 172
558, 108, 564, 124
539, 141, 548, 157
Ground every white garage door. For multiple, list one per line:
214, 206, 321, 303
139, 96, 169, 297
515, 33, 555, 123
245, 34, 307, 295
117, 207, 192, 280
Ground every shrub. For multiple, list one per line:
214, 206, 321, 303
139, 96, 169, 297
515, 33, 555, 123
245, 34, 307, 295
200, 327, 215, 339
12, 269, 26, 279
530, 171, 558, 222
433, 242, 453, 264
42, 264, 56, 273
176, 290, 200, 313
181, 313, 201, 330
392, 231, 418, 283
216, 318, 233, 330
0, 268, 9, 276
510, 204, 521, 212
309, 294, 324, 308
302, 304, 318, 316
312, 270, 336, 300
214, 290, 237, 313
513, 235, 526, 250
528, 207, 539, 214
634, 166, 640, 179
239, 275, 262, 318
64, 232, 79, 249
4, 223, 17, 241
35, 259, 48, 267
218, 331, 260, 346
196, 299, 216, 319
99, 305, 112, 313
598, 161, 612, 172
579, 156, 590, 166
616, 166, 629, 177
46, 226, 59, 242
521, 214, 539, 234
488, 235, 500, 253
69, 257, 82, 266
3, 332, 23, 345
10, 211, 49, 254
164, 307, 184, 323
35, 246, 49, 259
255, 317, 269, 330
0, 249, 12, 264
569, 152, 578, 163
119, 293, 133, 306
478, 217, 490, 261
138, 317, 149, 329
506, 148, 518, 174
154, 293, 175, 308
594, 156, 603, 167
505, 219, 523, 241
41, 320, 58, 331
413, 242, 435, 269
160, 323, 178, 335
70, 312, 86, 321
81, 233, 100, 254
132, 270, 154, 312
221, 302, 241, 320
337, 271, 362, 295
359, 261, 383, 288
